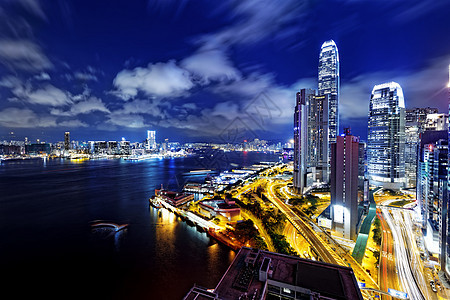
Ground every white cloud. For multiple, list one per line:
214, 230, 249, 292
118, 99, 167, 118
197, 0, 307, 50
106, 113, 148, 128
112, 60, 194, 100
15, 84, 72, 107
181, 49, 241, 84
0, 107, 57, 128
16, 0, 47, 20
58, 119, 89, 128
34, 72, 51, 80
0, 75, 22, 88
0, 39, 52, 71
50, 96, 110, 116
74, 72, 98, 81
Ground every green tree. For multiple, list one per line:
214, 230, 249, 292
372, 218, 382, 245
373, 250, 380, 262
234, 219, 258, 243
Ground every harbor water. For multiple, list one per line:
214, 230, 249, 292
0, 151, 279, 299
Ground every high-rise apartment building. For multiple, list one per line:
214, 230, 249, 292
64, 131, 70, 151
293, 89, 313, 193
147, 130, 156, 150
318, 40, 339, 149
367, 82, 406, 190
330, 130, 359, 241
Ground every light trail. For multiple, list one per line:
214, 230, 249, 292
266, 181, 379, 291
382, 208, 425, 300
399, 210, 430, 300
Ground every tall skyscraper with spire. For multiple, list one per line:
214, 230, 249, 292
318, 40, 340, 148
367, 82, 406, 190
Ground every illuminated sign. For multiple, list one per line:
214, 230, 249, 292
388, 288, 408, 299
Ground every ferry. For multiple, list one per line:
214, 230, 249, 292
189, 169, 212, 174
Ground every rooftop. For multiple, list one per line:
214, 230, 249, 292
212, 247, 363, 300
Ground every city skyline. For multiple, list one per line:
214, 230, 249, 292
0, 1, 450, 143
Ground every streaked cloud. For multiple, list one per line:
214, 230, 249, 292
13, 84, 72, 107
0, 39, 52, 72
58, 119, 89, 128
0, 107, 56, 128
50, 96, 110, 116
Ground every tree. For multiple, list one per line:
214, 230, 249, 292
234, 219, 257, 243
373, 250, 380, 262
372, 218, 382, 245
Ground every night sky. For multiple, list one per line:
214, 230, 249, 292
0, 0, 449, 143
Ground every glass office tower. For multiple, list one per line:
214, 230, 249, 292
147, 130, 156, 150
445, 64, 450, 281
294, 89, 314, 193
318, 40, 339, 149
367, 82, 406, 190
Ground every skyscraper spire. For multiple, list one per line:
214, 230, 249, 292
318, 40, 340, 146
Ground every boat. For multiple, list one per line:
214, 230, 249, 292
189, 169, 212, 174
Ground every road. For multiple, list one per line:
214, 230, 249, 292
240, 210, 276, 252
377, 210, 400, 299
283, 221, 313, 259
382, 208, 426, 300
266, 181, 379, 290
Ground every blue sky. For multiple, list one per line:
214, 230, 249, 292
0, 0, 449, 143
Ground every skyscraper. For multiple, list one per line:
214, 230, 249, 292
318, 40, 339, 150
330, 129, 359, 241
293, 89, 313, 193
443, 64, 450, 282
147, 130, 156, 150
64, 131, 70, 151
307, 93, 330, 183
417, 131, 448, 253
405, 107, 439, 188
367, 82, 406, 190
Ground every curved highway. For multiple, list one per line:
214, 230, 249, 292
266, 181, 379, 290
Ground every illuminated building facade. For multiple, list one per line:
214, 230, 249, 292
330, 130, 359, 241
147, 130, 156, 150
307, 93, 329, 183
417, 131, 448, 255
293, 89, 313, 193
64, 131, 70, 151
318, 40, 339, 150
424, 113, 449, 131
367, 82, 406, 190
444, 64, 450, 282
405, 107, 438, 188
